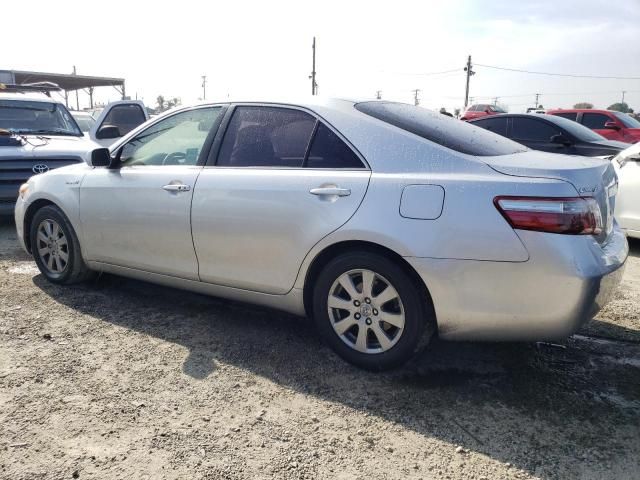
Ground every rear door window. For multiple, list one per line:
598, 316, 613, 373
306, 123, 364, 169
472, 117, 508, 136
216, 106, 316, 167
511, 118, 560, 141
581, 113, 612, 129
355, 101, 527, 156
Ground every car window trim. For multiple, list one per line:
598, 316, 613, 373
204, 102, 370, 170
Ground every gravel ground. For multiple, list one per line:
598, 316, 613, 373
1, 219, 639, 480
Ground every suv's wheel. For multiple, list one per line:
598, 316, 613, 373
312, 251, 434, 371
30, 205, 94, 284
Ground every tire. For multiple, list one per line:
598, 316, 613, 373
30, 205, 94, 284
312, 251, 434, 371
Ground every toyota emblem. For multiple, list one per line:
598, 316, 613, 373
32, 164, 49, 174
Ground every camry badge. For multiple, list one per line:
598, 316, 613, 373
32, 164, 49, 174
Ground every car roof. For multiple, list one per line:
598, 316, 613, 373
546, 109, 613, 114
0, 91, 63, 103
470, 113, 563, 122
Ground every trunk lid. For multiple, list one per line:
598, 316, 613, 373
483, 150, 618, 243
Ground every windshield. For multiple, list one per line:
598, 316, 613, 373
490, 105, 506, 113
0, 100, 83, 136
355, 101, 527, 156
543, 114, 606, 141
72, 114, 96, 132
613, 112, 640, 128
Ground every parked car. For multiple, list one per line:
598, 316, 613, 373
89, 100, 149, 147
14, 98, 628, 370
612, 142, 640, 239
0, 84, 95, 216
70, 110, 96, 134
469, 113, 629, 157
546, 109, 640, 144
460, 104, 506, 121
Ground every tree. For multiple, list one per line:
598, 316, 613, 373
607, 102, 631, 113
573, 102, 593, 109
156, 95, 165, 112
454, 108, 461, 118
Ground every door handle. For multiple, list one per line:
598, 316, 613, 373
309, 187, 351, 197
162, 184, 191, 192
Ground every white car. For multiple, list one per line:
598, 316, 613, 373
613, 142, 640, 239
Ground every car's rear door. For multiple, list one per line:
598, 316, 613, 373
191, 104, 371, 294
80, 106, 225, 279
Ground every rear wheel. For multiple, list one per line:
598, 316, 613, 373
313, 251, 434, 370
30, 205, 94, 284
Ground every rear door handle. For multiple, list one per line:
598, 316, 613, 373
162, 184, 191, 192
309, 187, 351, 197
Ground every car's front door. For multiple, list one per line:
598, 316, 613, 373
80, 106, 224, 279
90, 101, 149, 147
191, 105, 371, 294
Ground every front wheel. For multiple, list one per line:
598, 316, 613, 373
312, 251, 434, 371
30, 205, 94, 284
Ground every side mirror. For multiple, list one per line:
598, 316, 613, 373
484, 109, 491, 113
550, 133, 572, 146
90, 148, 111, 167
603, 121, 620, 130
96, 124, 122, 139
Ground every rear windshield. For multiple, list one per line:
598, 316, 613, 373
355, 101, 527, 156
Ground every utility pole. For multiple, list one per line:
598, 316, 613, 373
72, 66, 79, 110
412, 89, 421, 106
201, 75, 207, 100
493, 97, 499, 106
622, 90, 626, 105
376, 90, 382, 100
310, 37, 317, 95
463, 55, 474, 109
535, 93, 541, 108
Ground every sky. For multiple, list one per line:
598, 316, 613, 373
2, 0, 639, 113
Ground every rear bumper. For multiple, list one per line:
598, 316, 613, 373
405, 224, 628, 341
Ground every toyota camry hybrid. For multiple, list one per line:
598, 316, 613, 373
14, 98, 628, 370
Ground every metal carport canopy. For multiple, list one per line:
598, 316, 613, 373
12, 70, 124, 92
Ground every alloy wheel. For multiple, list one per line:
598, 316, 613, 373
36, 219, 69, 275
327, 269, 405, 354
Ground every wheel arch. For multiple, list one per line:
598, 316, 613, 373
302, 240, 437, 328
23, 199, 58, 253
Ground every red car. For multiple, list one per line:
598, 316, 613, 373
460, 104, 506, 121
546, 109, 640, 144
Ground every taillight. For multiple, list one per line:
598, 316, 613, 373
494, 196, 602, 235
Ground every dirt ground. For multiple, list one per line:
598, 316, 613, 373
1, 219, 639, 480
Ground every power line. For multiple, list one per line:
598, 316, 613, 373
389, 68, 461, 77
475, 63, 640, 80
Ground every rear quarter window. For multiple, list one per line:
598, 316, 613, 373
355, 101, 527, 156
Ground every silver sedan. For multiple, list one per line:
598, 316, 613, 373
14, 98, 628, 370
